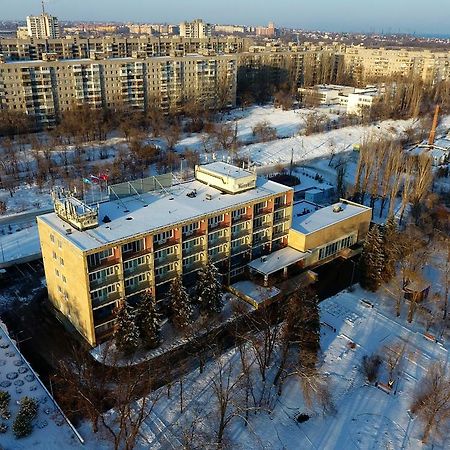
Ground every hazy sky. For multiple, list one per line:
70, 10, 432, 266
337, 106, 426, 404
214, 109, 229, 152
2, 0, 449, 35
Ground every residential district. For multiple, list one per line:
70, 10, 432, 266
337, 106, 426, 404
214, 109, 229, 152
0, 6, 449, 450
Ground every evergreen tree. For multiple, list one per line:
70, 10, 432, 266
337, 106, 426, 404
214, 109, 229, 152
113, 300, 139, 355
197, 262, 223, 315
382, 216, 399, 282
168, 276, 193, 330
12, 397, 38, 438
359, 225, 384, 291
135, 290, 161, 349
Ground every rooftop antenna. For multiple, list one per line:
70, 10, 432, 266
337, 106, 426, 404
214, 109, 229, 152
41, 0, 46, 14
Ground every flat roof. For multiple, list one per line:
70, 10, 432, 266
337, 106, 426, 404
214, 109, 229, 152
38, 178, 291, 252
248, 246, 308, 276
291, 200, 370, 235
198, 162, 255, 180
230, 280, 280, 305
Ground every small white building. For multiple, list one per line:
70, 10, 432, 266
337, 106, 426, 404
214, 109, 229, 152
299, 84, 382, 116
344, 86, 381, 116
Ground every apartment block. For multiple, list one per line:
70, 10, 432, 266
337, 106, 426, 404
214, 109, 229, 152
179, 19, 213, 39
0, 36, 250, 61
26, 13, 60, 39
0, 53, 237, 124
342, 46, 450, 83
37, 162, 371, 347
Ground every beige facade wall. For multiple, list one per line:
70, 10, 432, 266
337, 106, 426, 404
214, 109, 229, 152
37, 218, 96, 345
288, 207, 372, 253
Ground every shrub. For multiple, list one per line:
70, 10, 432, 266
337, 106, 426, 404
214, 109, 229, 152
12, 397, 38, 438
362, 354, 382, 383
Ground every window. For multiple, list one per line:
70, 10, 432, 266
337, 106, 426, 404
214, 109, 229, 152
208, 215, 224, 228
50, 234, 55, 243
52, 251, 57, 260
122, 239, 144, 254
58, 240, 62, 249
62, 275, 67, 283
182, 222, 200, 235
88, 248, 114, 267
59, 257, 64, 266
231, 208, 246, 219
154, 230, 173, 243
55, 268, 60, 277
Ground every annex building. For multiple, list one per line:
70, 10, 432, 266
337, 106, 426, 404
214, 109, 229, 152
37, 163, 371, 346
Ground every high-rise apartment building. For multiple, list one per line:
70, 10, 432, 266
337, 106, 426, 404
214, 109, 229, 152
37, 162, 371, 346
0, 53, 238, 125
180, 19, 213, 39
26, 13, 61, 39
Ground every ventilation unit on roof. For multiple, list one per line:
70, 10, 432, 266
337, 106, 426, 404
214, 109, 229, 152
261, 256, 267, 263
333, 205, 344, 213
205, 194, 213, 200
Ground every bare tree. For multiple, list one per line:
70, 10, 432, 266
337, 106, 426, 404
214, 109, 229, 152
411, 362, 450, 444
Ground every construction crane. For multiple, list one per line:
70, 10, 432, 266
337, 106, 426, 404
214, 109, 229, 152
428, 105, 440, 146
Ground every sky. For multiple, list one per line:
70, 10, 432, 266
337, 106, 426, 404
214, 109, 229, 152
1, 0, 450, 36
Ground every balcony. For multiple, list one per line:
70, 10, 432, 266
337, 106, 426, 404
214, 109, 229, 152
273, 214, 291, 225
154, 238, 179, 252
90, 274, 120, 291
122, 247, 152, 261
125, 280, 150, 296
88, 258, 120, 272
182, 229, 206, 241
209, 251, 230, 263
272, 229, 289, 240
231, 244, 251, 255
182, 243, 205, 256
208, 222, 229, 232
252, 235, 271, 247
231, 229, 251, 240
154, 253, 179, 267
155, 270, 178, 285
231, 214, 252, 225
92, 292, 122, 310
183, 260, 205, 274
252, 222, 271, 233
254, 207, 273, 217
208, 236, 229, 248
124, 264, 150, 278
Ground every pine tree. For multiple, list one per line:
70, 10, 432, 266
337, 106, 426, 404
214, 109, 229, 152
197, 262, 223, 315
135, 290, 161, 349
168, 276, 193, 330
359, 225, 384, 291
382, 216, 399, 282
113, 300, 139, 355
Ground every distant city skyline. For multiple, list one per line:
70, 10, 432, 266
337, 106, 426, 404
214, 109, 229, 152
1, 0, 449, 35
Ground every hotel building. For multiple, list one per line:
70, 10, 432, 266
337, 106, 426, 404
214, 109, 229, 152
37, 163, 371, 347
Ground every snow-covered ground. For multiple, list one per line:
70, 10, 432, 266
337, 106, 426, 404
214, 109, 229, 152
83, 285, 449, 449
0, 321, 82, 449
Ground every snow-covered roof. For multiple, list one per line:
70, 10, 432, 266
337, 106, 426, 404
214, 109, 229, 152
248, 246, 308, 276
230, 280, 280, 305
291, 200, 370, 235
38, 178, 291, 252
0, 322, 82, 448
198, 162, 254, 180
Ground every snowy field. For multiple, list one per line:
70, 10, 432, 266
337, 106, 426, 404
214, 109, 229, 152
0, 321, 82, 449
84, 286, 449, 450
